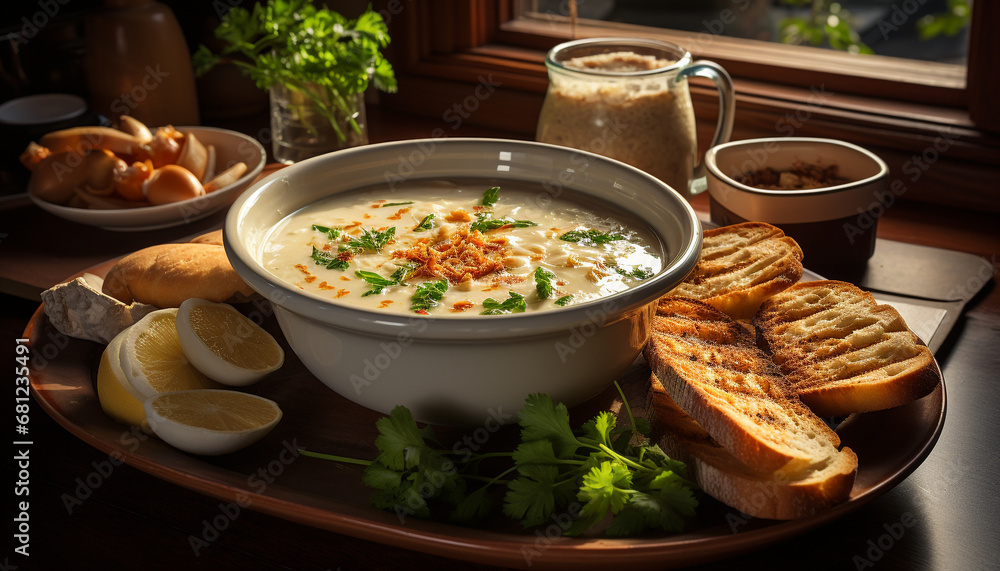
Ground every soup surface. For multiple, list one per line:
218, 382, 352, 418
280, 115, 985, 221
262, 185, 662, 316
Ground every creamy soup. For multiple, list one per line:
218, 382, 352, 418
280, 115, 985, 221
262, 184, 661, 316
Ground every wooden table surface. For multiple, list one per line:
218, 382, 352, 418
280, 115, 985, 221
3, 110, 999, 570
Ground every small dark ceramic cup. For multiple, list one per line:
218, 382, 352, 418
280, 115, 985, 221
705, 137, 889, 274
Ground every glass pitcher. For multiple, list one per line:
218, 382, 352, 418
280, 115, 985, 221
536, 38, 734, 197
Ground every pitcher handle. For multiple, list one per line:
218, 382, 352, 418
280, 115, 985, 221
678, 60, 735, 195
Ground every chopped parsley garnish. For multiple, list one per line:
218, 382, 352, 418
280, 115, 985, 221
481, 292, 526, 315
413, 214, 434, 232
555, 295, 573, 306
380, 201, 414, 207
559, 229, 625, 245
480, 186, 501, 208
616, 266, 655, 280
311, 246, 349, 270
344, 226, 396, 254
411, 278, 448, 312
470, 216, 538, 233
355, 264, 415, 297
533, 267, 555, 300
301, 386, 698, 536
311, 224, 341, 240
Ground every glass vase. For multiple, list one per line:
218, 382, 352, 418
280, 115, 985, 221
269, 83, 368, 164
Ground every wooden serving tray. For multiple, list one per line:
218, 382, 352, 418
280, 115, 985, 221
26, 260, 946, 570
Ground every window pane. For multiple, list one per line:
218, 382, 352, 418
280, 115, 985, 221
523, 1, 970, 64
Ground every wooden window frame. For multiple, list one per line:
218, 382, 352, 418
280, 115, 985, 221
378, 0, 1000, 213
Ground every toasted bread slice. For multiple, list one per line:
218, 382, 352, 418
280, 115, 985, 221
644, 298, 856, 483
754, 280, 941, 417
667, 222, 803, 319
647, 373, 858, 520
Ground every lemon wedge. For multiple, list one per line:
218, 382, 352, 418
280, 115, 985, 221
144, 389, 282, 455
175, 298, 284, 386
121, 308, 222, 399
96, 330, 146, 426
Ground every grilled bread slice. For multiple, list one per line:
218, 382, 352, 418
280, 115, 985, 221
666, 222, 803, 320
647, 374, 858, 520
754, 280, 941, 417
643, 297, 857, 518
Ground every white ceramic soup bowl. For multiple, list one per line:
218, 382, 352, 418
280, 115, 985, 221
225, 138, 701, 425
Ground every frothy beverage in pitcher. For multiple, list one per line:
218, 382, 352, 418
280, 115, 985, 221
536, 51, 699, 195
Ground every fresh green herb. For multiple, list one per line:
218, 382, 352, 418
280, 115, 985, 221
470, 216, 538, 233
413, 214, 435, 232
616, 266, 655, 280
411, 278, 448, 313
302, 386, 697, 536
355, 265, 414, 297
533, 267, 555, 300
311, 246, 349, 270
355, 271, 396, 296
480, 186, 501, 208
311, 224, 341, 240
555, 295, 573, 306
344, 227, 396, 254
559, 229, 625, 245
381, 201, 414, 207
192, 0, 396, 143
481, 292, 527, 315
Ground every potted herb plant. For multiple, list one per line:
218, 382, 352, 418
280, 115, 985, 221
193, 0, 397, 164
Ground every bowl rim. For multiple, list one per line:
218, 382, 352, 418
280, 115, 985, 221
705, 137, 889, 196
225, 137, 703, 341
27, 125, 266, 216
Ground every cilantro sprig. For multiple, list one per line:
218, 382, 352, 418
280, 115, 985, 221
344, 227, 396, 254
355, 264, 414, 297
311, 224, 341, 240
411, 278, 448, 313
559, 228, 625, 245
480, 186, 500, 208
481, 292, 527, 315
616, 266, 655, 280
300, 385, 698, 536
311, 246, 349, 270
533, 267, 555, 300
470, 216, 538, 233
413, 214, 434, 232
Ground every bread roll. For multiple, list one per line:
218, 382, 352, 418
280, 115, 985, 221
188, 228, 224, 246
102, 243, 257, 308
